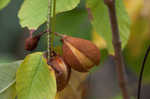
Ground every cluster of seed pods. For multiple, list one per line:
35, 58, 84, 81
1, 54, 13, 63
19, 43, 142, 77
25, 30, 100, 91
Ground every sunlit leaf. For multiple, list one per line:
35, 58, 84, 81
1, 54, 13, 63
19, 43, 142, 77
86, 0, 130, 54
18, 0, 80, 29
16, 52, 56, 99
0, 0, 10, 10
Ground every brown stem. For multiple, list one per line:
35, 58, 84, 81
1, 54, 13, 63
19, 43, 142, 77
104, 0, 130, 99
41, 30, 64, 38
137, 46, 150, 99
54, 32, 65, 38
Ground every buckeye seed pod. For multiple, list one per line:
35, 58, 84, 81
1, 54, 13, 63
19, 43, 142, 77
48, 55, 71, 91
61, 35, 100, 72
25, 34, 42, 51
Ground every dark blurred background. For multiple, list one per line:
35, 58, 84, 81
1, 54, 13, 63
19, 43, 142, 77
0, 0, 24, 62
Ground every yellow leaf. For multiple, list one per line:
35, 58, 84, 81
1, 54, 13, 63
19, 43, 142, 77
92, 29, 107, 49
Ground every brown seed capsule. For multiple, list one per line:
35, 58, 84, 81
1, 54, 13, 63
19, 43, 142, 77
25, 34, 41, 51
48, 55, 71, 91
61, 35, 100, 72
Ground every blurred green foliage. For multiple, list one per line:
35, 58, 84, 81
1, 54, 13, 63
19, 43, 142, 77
124, 16, 150, 83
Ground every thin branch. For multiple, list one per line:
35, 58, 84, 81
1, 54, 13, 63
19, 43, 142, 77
104, 0, 130, 99
51, 0, 56, 50
137, 46, 150, 99
47, 0, 52, 59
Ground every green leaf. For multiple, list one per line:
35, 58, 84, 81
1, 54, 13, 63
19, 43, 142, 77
18, 0, 80, 29
86, 0, 130, 53
56, 8, 92, 40
16, 52, 56, 99
0, 84, 16, 99
0, 61, 22, 93
0, 0, 10, 10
